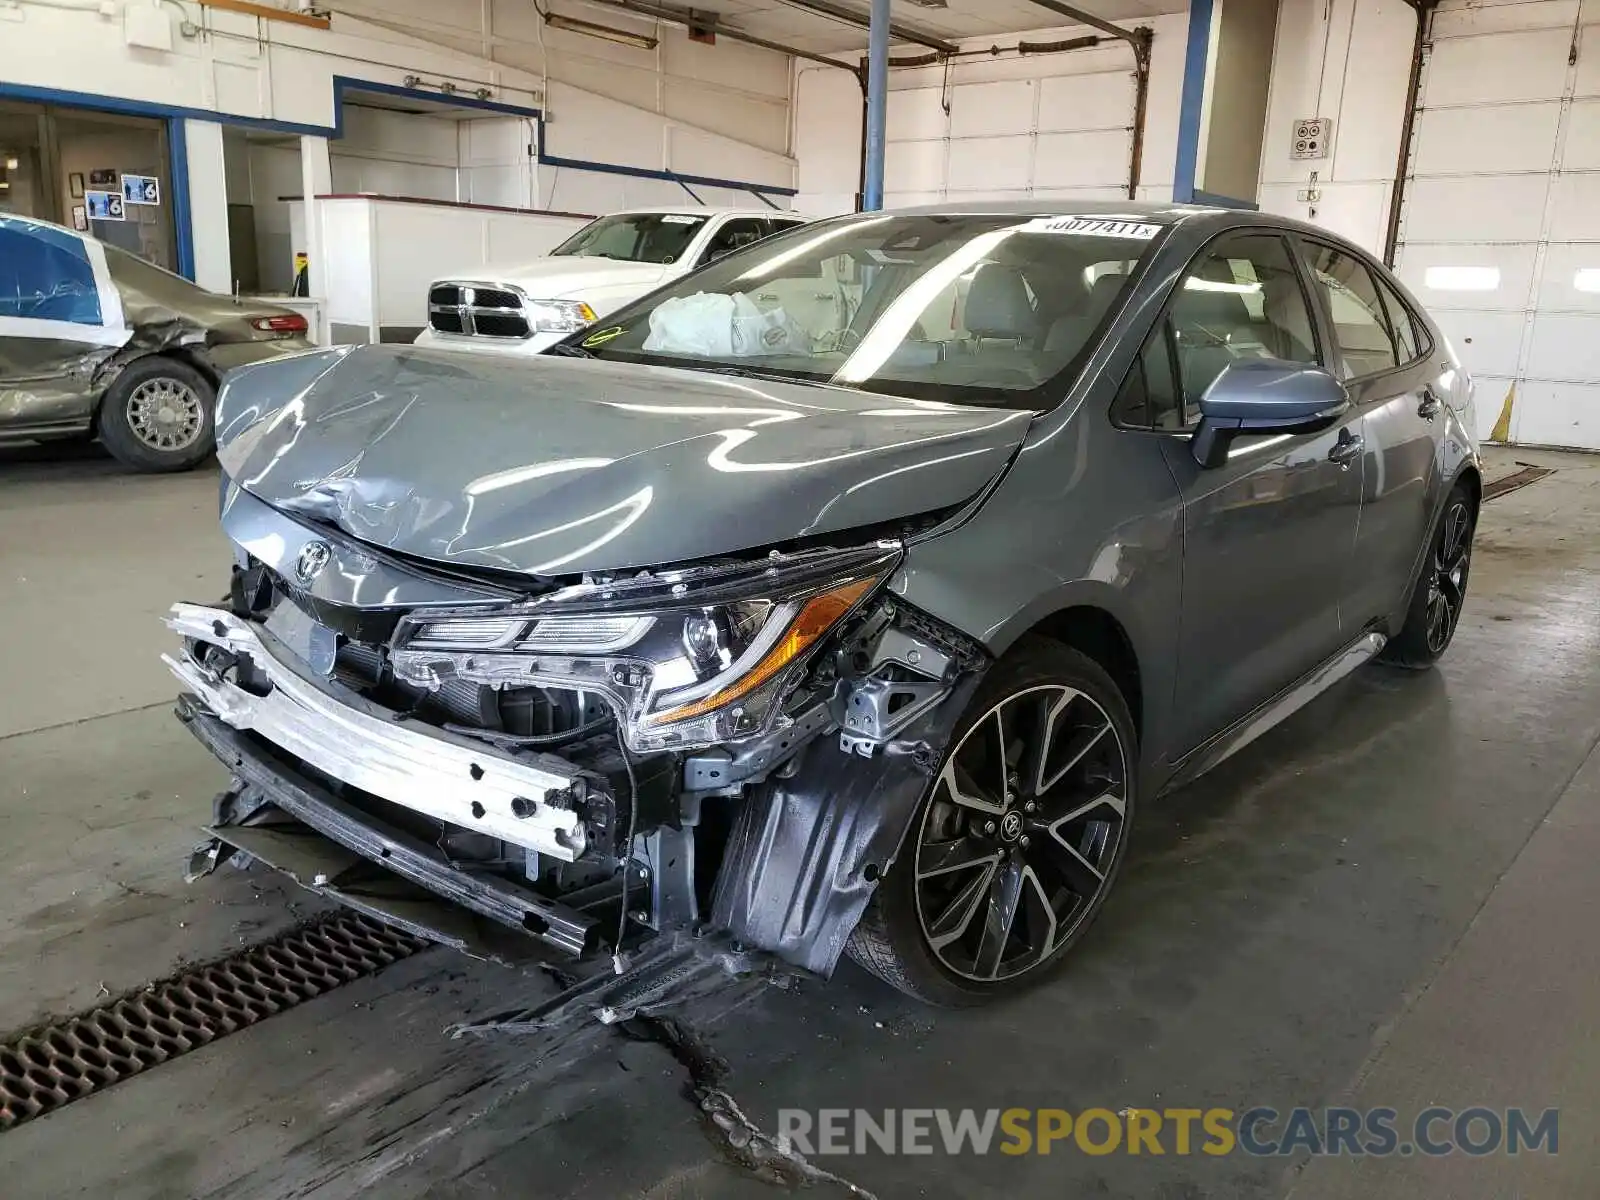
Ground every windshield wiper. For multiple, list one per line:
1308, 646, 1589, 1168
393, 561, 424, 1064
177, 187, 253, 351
544, 343, 593, 358
696, 363, 816, 384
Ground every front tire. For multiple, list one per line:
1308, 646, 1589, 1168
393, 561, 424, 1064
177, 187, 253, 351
1381, 482, 1475, 668
846, 637, 1137, 1006
97, 357, 216, 473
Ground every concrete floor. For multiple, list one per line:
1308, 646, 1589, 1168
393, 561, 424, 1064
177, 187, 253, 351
0, 440, 1596, 1198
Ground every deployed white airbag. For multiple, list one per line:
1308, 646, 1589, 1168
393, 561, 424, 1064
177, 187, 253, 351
643, 291, 809, 358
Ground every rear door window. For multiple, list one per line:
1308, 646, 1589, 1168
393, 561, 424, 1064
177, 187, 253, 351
1374, 275, 1425, 365
700, 218, 769, 264
0, 222, 103, 325
1301, 243, 1400, 379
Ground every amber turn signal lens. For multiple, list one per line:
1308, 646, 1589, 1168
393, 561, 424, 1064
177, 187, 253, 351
646, 577, 877, 726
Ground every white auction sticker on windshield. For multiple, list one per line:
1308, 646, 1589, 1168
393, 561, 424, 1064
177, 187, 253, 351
660, 214, 701, 224
1027, 216, 1162, 239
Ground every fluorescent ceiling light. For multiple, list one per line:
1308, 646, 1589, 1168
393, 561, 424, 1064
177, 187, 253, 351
1424, 266, 1500, 292
1573, 268, 1600, 294
3, 157, 17, 170
545, 12, 658, 51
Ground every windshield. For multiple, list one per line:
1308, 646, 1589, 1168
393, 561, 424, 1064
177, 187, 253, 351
569, 213, 1165, 409
550, 213, 711, 264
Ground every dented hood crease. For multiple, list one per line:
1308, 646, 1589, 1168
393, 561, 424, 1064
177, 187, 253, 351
214, 344, 1033, 576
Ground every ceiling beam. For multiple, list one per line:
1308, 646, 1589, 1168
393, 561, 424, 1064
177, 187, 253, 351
589, 0, 860, 69
769, 0, 959, 55
1026, 0, 1142, 48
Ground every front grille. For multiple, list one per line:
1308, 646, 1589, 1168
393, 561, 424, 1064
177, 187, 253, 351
427, 280, 532, 340
474, 312, 531, 338
471, 287, 521, 309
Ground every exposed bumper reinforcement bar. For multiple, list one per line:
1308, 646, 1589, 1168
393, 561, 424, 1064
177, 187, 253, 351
163, 602, 589, 862
178, 698, 605, 958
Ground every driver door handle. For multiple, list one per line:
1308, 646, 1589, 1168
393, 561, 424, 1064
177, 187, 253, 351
1328, 430, 1364, 468
1418, 390, 1443, 420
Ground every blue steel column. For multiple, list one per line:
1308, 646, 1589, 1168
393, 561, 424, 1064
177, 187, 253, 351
862, 0, 891, 211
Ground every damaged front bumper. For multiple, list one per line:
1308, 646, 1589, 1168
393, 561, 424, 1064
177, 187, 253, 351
169, 567, 989, 984
178, 700, 606, 957
164, 603, 590, 861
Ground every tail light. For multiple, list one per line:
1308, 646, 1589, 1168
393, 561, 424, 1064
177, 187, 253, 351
250, 313, 309, 336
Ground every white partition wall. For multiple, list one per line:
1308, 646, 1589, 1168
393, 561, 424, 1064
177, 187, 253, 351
295, 196, 590, 344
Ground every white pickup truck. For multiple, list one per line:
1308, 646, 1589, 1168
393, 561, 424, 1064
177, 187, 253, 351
412, 206, 808, 356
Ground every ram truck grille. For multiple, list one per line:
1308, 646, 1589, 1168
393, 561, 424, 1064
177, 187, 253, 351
427, 282, 532, 339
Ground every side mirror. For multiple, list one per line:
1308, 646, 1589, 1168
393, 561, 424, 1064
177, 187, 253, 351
1190, 358, 1350, 469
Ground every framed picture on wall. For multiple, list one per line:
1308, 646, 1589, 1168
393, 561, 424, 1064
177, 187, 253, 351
69, 173, 85, 199
71, 205, 88, 232
89, 168, 117, 187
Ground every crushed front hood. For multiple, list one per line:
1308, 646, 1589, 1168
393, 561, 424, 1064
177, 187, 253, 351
214, 344, 1031, 577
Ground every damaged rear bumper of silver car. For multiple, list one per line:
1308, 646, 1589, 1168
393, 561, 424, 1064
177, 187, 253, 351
164, 603, 590, 862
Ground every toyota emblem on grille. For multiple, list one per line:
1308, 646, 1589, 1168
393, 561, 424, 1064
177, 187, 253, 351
296, 540, 332, 584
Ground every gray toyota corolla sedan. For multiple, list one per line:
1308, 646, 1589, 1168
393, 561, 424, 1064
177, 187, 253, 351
167, 202, 1479, 1008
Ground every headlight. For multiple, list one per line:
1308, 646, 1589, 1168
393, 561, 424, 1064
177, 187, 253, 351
391, 545, 899, 752
525, 299, 597, 333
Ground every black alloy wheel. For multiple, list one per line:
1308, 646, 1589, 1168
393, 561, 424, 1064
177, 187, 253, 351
1426, 498, 1473, 654
847, 638, 1136, 1004
913, 683, 1128, 982
1382, 481, 1476, 668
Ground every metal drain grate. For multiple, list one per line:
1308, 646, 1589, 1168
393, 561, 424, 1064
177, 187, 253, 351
1483, 465, 1555, 502
0, 913, 429, 1132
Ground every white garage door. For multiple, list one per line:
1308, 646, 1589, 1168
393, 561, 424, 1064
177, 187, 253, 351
883, 43, 1138, 207
1394, 0, 1600, 448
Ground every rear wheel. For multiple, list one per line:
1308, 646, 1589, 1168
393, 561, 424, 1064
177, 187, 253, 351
847, 637, 1136, 1006
1381, 483, 1475, 668
97, 357, 216, 473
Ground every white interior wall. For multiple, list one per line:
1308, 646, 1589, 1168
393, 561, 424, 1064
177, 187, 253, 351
0, 0, 795, 284
1258, 0, 1417, 254
183, 120, 230, 293
793, 14, 1188, 218
325, 0, 793, 158
329, 105, 460, 199
460, 116, 535, 209
224, 106, 467, 294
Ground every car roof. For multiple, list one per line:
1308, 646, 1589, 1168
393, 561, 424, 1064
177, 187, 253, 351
0, 212, 85, 240
874, 199, 1215, 224
604, 206, 805, 220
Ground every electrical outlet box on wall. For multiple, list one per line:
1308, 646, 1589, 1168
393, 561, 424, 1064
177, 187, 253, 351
124, 1, 174, 51
1292, 118, 1332, 161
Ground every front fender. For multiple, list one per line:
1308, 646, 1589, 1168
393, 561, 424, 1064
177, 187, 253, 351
709, 674, 982, 976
